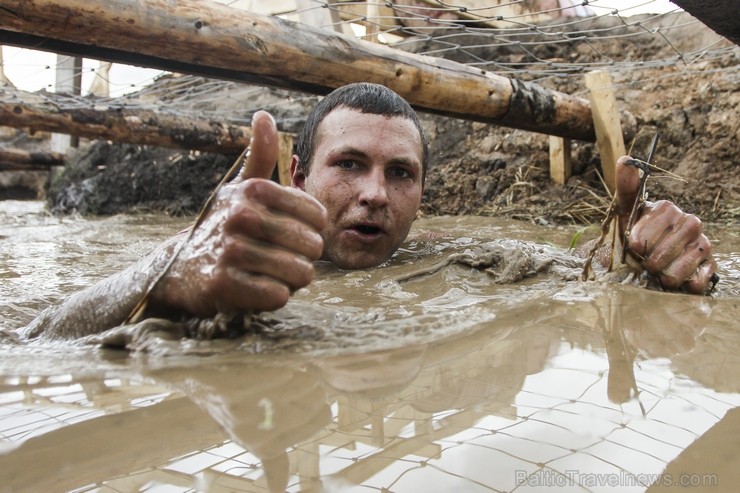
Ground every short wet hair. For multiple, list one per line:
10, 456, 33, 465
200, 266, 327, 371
295, 82, 429, 182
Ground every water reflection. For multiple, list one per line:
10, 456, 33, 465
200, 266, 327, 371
1, 285, 738, 492
0, 201, 738, 492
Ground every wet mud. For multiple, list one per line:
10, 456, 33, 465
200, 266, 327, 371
1, 202, 739, 491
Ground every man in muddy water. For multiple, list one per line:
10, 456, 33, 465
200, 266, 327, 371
21, 83, 717, 340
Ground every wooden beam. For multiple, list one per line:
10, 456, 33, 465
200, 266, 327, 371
87, 61, 112, 97
50, 54, 81, 154
333, 1, 403, 37
0, 0, 619, 142
0, 88, 254, 155
584, 70, 626, 194
0, 163, 50, 171
365, 2, 382, 43
549, 136, 571, 185
0, 147, 65, 167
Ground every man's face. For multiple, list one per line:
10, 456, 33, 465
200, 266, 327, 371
291, 107, 424, 269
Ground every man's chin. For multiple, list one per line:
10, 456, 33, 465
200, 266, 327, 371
323, 250, 391, 270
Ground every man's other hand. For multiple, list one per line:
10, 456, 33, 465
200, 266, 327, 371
615, 155, 717, 294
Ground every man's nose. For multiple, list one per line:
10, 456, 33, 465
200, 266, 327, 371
358, 168, 389, 208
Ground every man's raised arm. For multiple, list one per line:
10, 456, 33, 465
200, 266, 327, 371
21, 111, 327, 341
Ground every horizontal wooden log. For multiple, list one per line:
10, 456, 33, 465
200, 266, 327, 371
0, 163, 51, 171
0, 164, 45, 172
0, 147, 65, 167
0, 0, 624, 142
0, 88, 253, 154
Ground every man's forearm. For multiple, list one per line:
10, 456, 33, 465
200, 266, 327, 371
19, 241, 176, 341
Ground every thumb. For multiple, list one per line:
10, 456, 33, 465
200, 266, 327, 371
240, 110, 279, 180
615, 155, 644, 228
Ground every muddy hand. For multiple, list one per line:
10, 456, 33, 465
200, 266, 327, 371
615, 156, 717, 294
153, 111, 327, 317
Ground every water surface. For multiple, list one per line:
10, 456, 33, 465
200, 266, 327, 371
1, 200, 738, 492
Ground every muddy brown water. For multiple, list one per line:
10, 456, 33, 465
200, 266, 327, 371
1, 200, 738, 492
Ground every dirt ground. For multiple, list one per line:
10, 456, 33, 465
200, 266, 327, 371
4, 13, 738, 226
413, 13, 739, 225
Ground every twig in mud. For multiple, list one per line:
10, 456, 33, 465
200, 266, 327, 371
712, 188, 722, 213
581, 195, 619, 281
595, 168, 610, 196
577, 184, 611, 207
621, 132, 659, 264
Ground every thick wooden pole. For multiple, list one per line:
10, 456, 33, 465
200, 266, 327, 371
0, 88, 253, 154
50, 55, 81, 154
0, 0, 607, 142
0, 147, 65, 167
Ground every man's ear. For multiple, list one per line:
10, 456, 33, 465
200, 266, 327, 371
290, 155, 306, 190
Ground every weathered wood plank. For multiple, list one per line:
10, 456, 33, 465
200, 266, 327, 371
585, 70, 626, 194
549, 136, 572, 185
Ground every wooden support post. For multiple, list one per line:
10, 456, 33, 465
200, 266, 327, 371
365, 2, 381, 43
295, 442, 321, 490
549, 136, 571, 185
87, 61, 112, 97
584, 70, 626, 195
50, 55, 79, 155
277, 132, 294, 186
0, 45, 15, 87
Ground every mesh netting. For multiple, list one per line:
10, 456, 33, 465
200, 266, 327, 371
1, 1, 736, 130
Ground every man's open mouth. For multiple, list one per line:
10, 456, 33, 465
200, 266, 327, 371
353, 224, 381, 235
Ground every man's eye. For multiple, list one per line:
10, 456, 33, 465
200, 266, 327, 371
338, 160, 359, 170
390, 167, 412, 179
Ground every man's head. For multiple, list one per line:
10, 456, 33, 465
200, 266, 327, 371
295, 82, 429, 181
291, 83, 427, 270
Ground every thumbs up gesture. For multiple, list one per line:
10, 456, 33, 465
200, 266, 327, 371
151, 111, 327, 316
